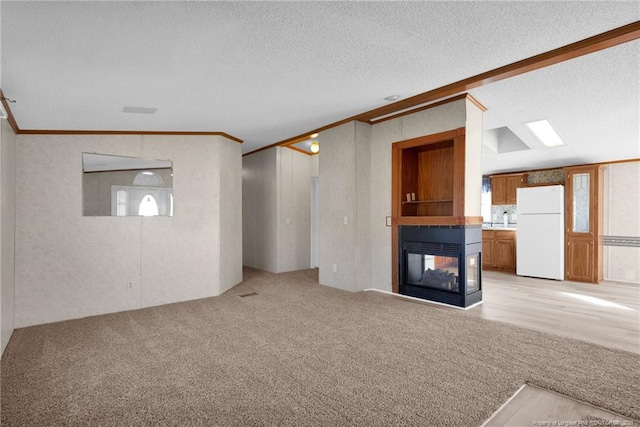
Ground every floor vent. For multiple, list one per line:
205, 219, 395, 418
239, 292, 258, 298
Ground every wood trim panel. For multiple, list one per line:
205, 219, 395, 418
453, 131, 465, 217
397, 216, 483, 226
391, 145, 401, 293
0, 87, 243, 143
391, 221, 398, 293
285, 145, 313, 156
0, 88, 20, 134
17, 129, 243, 142
367, 94, 468, 124
394, 129, 460, 150
492, 158, 639, 178
370, 94, 487, 124
466, 94, 488, 112
355, 21, 640, 122
244, 21, 640, 157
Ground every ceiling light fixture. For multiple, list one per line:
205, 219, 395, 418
310, 133, 319, 139
384, 95, 400, 102
310, 141, 319, 154
525, 119, 566, 147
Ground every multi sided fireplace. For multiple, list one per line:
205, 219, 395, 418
398, 225, 482, 308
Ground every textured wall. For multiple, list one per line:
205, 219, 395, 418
14, 134, 241, 327
318, 122, 357, 291
399, 99, 466, 141
369, 119, 402, 292
465, 100, 483, 217
242, 148, 278, 272
242, 147, 311, 274
354, 122, 372, 292
603, 161, 640, 284
1, 120, 17, 354
276, 147, 311, 273
219, 139, 243, 293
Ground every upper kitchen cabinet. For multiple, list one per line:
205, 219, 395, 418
491, 173, 524, 205
392, 128, 466, 222
565, 165, 604, 283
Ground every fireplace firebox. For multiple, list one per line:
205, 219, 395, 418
399, 225, 482, 308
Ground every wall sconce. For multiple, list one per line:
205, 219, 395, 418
310, 141, 319, 153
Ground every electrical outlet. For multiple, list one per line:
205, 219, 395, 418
128, 282, 133, 289
286, 217, 290, 225
343, 216, 348, 225
332, 264, 337, 273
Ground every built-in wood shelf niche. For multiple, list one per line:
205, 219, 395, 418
392, 127, 474, 225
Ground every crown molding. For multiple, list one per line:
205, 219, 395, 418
244, 21, 640, 157
0, 88, 243, 143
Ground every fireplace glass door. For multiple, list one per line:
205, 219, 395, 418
466, 254, 480, 294
406, 252, 459, 293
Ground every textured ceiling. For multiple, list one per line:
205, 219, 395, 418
1, 1, 639, 174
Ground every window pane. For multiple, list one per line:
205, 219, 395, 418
116, 190, 127, 217
572, 173, 590, 233
139, 194, 159, 217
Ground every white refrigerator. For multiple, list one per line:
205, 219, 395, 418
516, 185, 565, 280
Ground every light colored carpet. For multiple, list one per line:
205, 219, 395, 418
2, 268, 639, 426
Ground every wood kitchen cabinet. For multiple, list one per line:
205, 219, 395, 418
565, 165, 603, 283
491, 174, 524, 205
482, 230, 516, 272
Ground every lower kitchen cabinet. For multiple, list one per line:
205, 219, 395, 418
482, 230, 516, 273
566, 237, 595, 282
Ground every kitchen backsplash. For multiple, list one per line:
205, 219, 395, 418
525, 168, 565, 185
491, 204, 517, 224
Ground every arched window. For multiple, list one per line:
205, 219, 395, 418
139, 194, 159, 217
133, 171, 164, 187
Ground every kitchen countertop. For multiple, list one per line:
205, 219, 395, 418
482, 225, 517, 231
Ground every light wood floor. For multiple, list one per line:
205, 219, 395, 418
482, 384, 636, 427
468, 271, 640, 354
472, 274, 639, 426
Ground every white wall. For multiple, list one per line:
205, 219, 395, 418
354, 122, 372, 292
219, 139, 243, 293
1, 120, 16, 354
318, 122, 359, 291
242, 148, 278, 271
311, 154, 319, 177
603, 161, 640, 284
242, 146, 312, 273
465, 101, 484, 217
14, 134, 242, 327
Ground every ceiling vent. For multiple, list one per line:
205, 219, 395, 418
122, 106, 158, 114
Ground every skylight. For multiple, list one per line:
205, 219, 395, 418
525, 119, 566, 147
